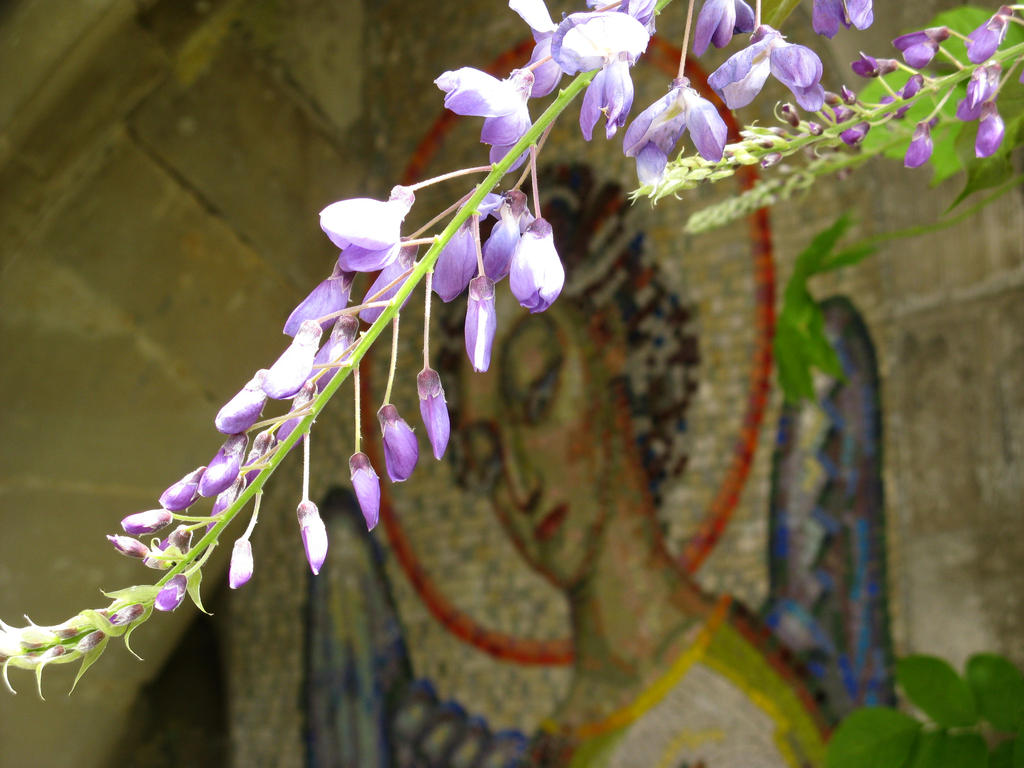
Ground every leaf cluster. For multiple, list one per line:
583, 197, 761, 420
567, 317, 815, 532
826, 653, 1024, 768
775, 214, 874, 402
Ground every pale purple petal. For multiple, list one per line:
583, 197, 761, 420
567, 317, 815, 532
296, 500, 328, 575
510, 218, 564, 313
319, 186, 414, 251
198, 433, 248, 497
709, 31, 775, 109
966, 8, 1010, 64
904, 121, 933, 168
489, 142, 529, 171
263, 319, 322, 400
360, 245, 416, 323
277, 381, 316, 442
159, 466, 206, 511
433, 222, 479, 303
967, 62, 1001, 109
435, 68, 523, 116
155, 575, 187, 612
528, 36, 563, 98
976, 103, 1005, 158
624, 0, 658, 29
283, 264, 354, 336
121, 508, 173, 536
551, 11, 650, 73
349, 452, 381, 530
634, 143, 669, 185
465, 276, 497, 373
229, 539, 254, 589
243, 430, 276, 484
480, 107, 532, 146
509, 0, 555, 34
378, 405, 419, 482
313, 315, 360, 391
482, 190, 528, 280
337, 242, 400, 273
417, 368, 451, 460
773, 44, 824, 88
107, 535, 150, 559
215, 369, 269, 434
681, 88, 728, 161
694, 0, 736, 56
812, 0, 844, 37
579, 69, 606, 141
846, 0, 873, 30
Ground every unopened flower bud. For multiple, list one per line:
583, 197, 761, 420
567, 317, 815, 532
359, 245, 417, 323
761, 152, 783, 168
166, 525, 193, 554
417, 368, 451, 460
212, 476, 246, 517
349, 452, 381, 530
215, 369, 269, 434
229, 538, 254, 589
108, 604, 145, 626
75, 630, 106, 653
243, 429, 276, 483
155, 575, 187, 612
779, 103, 800, 127
107, 535, 150, 560
278, 381, 316, 442
159, 466, 206, 511
904, 120, 934, 168
296, 500, 328, 575
313, 315, 360, 391
199, 433, 248, 497
841, 85, 857, 104
378, 404, 419, 482
510, 218, 564, 314
976, 102, 1005, 158
465, 276, 497, 373
840, 122, 870, 146
433, 221, 479, 303
824, 90, 842, 107
121, 508, 173, 536
263, 320, 322, 400
283, 263, 354, 336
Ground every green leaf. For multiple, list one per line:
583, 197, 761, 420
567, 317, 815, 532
897, 655, 978, 727
905, 732, 985, 768
990, 736, 1024, 768
966, 654, 1024, 731
69, 635, 109, 694
185, 567, 212, 615
826, 707, 922, 768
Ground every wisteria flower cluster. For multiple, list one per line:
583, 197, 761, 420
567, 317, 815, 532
3, 0, 1023, 696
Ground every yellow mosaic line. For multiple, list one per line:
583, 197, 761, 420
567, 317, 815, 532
655, 728, 726, 768
541, 595, 733, 740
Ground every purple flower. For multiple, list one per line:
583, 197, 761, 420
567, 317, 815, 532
159, 466, 206, 511
263, 319, 322, 400
693, 0, 755, 56
708, 26, 825, 112
509, 0, 563, 97
108, 604, 145, 626
349, 452, 381, 530
957, 63, 1002, 121
510, 218, 564, 313
623, 79, 728, 185
277, 381, 316, 442
121, 508, 173, 536
155, 575, 187, 612
296, 500, 328, 575
813, 0, 873, 38
312, 315, 360, 391
966, 6, 1012, 64
360, 245, 417, 323
433, 221, 479, 303
283, 264, 354, 336
378, 404, 419, 482
977, 102, 1005, 158
465, 276, 497, 373
851, 51, 898, 78
338, 242, 400, 273
482, 190, 530, 280
107, 535, 150, 559
551, 11, 650, 140
904, 120, 934, 168
320, 186, 415, 253
435, 68, 534, 152
198, 433, 248, 497
840, 121, 870, 145
229, 538, 254, 589
166, 525, 193, 553
215, 369, 268, 435
892, 27, 949, 68
417, 367, 451, 460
